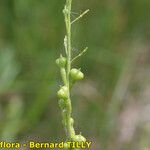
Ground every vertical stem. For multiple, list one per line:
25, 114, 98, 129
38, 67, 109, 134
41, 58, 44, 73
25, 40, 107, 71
59, 1, 87, 149
63, 0, 74, 140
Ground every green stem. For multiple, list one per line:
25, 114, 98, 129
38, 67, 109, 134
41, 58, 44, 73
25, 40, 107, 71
59, 1, 87, 149
63, 0, 74, 140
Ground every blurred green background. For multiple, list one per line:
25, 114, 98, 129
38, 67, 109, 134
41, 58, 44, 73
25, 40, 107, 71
0, 0, 150, 149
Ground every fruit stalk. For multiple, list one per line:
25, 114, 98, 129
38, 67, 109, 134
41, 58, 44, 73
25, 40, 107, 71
56, 0, 88, 149
63, 0, 74, 139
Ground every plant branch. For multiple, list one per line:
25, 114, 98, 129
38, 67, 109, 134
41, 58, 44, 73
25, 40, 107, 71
71, 9, 89, 24
57, 0, 87, 149
63, 0, 74, 140
71, 47, 88, 63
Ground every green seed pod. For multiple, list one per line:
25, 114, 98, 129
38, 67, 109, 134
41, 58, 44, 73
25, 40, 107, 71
57, 86, 68, 99
72, 134, 86, 142
78, 134, 86, 142
57, 89, 67, 99
70, 68, 84, 81
61, 86, 68, 92
56, 55, 67, 68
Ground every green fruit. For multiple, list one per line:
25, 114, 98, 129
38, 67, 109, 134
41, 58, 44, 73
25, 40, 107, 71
56, 55, 67, 68
72, 135, 86, 142
57, 86, 68, 99
70, 68, 84, 80
57, 90, 67, 99
78, 135, 86, 142
61, 86, 68, 92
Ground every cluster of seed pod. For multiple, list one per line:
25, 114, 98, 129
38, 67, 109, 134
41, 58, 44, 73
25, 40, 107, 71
56, 55, 86, 145
56, 0, 89, 148
56, 55, 84, 100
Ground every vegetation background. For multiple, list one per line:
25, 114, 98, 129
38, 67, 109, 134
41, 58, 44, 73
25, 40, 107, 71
0, 0, 150, 149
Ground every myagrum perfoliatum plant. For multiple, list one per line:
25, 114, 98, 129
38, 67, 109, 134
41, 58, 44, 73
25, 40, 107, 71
56, 0, 89, 149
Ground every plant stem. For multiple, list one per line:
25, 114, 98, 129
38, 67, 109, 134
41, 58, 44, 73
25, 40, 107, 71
58, 1, 87, 149
71, 9, 89, 24
63, 0, 74, 140
71, 47, 88, 63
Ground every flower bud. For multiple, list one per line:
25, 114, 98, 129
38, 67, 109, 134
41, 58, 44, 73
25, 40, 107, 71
56, 55, 67, 68
57, 86, 68, 99
70, 68, 84, 81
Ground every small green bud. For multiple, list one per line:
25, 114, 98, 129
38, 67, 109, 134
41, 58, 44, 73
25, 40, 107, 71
70, 68, 84, 80
56, 55, 67, 68
57, 86, 68, 99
